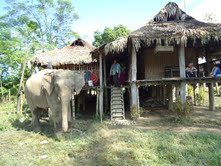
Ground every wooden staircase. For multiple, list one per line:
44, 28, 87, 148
111, 87, 125, 120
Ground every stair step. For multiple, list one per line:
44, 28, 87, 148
111, 94, 122, 97
111, 111, 124, 114
111, 101, 123, 104
111, 92, 122, 95
112, 114, 125, 118
111, 99, 124, 102
112, 104, 124, 108
111, 97, 123, 100
112, 89, 122, 91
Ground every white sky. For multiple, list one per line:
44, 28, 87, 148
72, 0, 221, 44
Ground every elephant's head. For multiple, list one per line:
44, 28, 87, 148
42, 69, 85, 132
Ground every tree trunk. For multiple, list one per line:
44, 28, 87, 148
16, 50, 28, 113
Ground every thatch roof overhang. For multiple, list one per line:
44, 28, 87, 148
130, 19, 221, 51
91, 36, 128, 59
31, 39, 96, 67
92, 2, 221, 58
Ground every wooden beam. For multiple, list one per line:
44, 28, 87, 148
129, 38, 139, 114
178, 41, 186, 103
99, 53, 103, 123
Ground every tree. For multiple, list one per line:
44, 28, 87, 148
93, 25, 130, 47
0, 0, 79, 103
1, 0, 79, 49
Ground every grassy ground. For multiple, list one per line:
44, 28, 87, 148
1, 101, 221, 166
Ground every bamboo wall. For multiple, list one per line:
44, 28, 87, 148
143, 47, 198, 80
53, 62, 99, 71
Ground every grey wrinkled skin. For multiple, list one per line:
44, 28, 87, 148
24, 69, 85, 132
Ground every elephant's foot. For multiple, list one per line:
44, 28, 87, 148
33, 126, 41, 133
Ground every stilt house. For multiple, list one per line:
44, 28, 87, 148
92, 2, 221, 119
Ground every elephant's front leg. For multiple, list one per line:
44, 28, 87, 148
53, 109, 62, 132
31, 108, 41, 132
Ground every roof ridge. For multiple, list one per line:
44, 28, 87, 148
149, 2, 194, 23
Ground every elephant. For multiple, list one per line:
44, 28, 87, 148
24, 69, 85, 132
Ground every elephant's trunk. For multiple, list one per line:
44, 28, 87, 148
61, 95, 69, 132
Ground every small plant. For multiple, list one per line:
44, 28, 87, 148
197, 86, 205, 105
187, 85, 194, 97
171, 99, 193, 117
130, 106, 140, 120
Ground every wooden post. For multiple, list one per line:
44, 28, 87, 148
103, 57, 108, 113
172, 84, 176, 102
129, 38, 139, 114
205, 48, 215, 111
163, 85, 166, 105
178, 40, 186, 103
96, 88, 99, 117
208, 83, 215, 111
168, 85, 173, 110
99, 53, 103, 123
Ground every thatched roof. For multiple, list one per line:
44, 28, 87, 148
130, 2, 221, 50
31, 39, 96, 67
92, 2, 221, 57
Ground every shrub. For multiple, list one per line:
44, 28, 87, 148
130, 106, 140, 120
187, 85, 194, 97
171, 99, 193, 117
197, 86, 205, 105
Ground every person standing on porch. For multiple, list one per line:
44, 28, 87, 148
110, 59, 121, 86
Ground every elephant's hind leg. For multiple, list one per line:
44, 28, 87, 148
31, 108, 41, 132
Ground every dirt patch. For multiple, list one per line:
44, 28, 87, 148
135, 107, 221, 133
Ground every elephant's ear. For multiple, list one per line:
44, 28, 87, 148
42, 72, 54, 95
